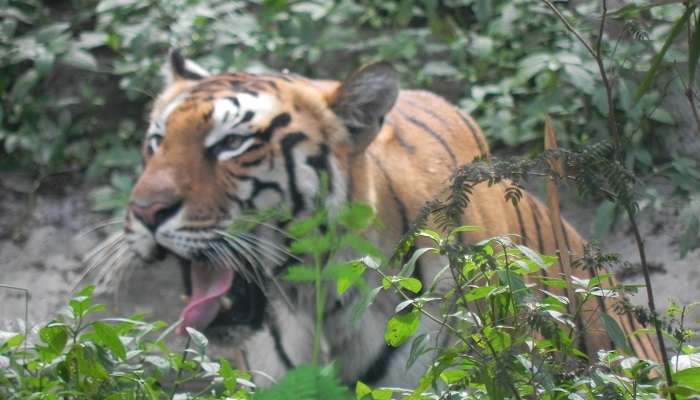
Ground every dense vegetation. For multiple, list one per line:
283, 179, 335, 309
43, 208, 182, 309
2, 0, 700, 398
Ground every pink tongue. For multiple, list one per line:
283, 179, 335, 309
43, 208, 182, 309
177, 263, 234, 334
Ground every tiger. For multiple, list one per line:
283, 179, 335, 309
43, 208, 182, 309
120, 50, 660, 387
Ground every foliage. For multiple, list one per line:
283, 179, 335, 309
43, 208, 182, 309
0, 286, 256, 399
1, 1, 693, 176
360, 226, 665, 399
282, 199, 378, 364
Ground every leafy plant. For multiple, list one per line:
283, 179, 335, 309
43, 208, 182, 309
0, 286, 256, 399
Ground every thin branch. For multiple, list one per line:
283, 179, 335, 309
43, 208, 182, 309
543, 1, 676, 396
626, 205, 675, 393
542, 0, 622, 155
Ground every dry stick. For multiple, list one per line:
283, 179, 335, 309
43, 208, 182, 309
542, 0, 676, 396
543, 117, 580, 325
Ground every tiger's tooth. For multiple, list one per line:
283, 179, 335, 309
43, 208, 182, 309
220, 296, 233, 310
181, 294, 190, 304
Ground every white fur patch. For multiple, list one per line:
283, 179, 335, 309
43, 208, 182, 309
205, 94, 279, 148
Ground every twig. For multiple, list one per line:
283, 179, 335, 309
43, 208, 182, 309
626, 206, 675, 393
543, 1, 676, 397
169, 335, 192, 400
542, 0, 622, 156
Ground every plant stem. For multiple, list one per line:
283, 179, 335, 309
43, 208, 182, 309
544, 1, 676, 396
626, 205, 675, 395
312, 250, 323, 365
169, 335, 192, 400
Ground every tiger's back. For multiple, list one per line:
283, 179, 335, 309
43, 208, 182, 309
360, 88, 660, 366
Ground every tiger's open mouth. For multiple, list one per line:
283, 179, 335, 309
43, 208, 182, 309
178, 259, 267, 336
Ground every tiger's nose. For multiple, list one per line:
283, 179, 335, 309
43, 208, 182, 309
128, 199, 182, 233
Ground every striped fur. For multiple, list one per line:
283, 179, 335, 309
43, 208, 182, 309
122, 53, 660, 387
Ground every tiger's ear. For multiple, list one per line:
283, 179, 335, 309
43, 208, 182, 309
163, 49, 210, 85
330, 62, 399, 150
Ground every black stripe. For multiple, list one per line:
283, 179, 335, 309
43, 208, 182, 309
358, 344, 399, 385
239, 110, 254, 124
403, 98, 466, 160
179, 259, 192, 296
226, 192, 245, 210
384, 117, 416, 153
280, 132, 308, 214
259, 113, 291, 142
245, 178, 283, 208
306, 144, 333, 194
397, 110, 457, 167
368, 153, 409, 233
268, 322, 294, 370
457, 112, 488, 156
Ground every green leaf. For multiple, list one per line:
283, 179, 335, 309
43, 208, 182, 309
287, 211, 326, 237
689, 11, 700, 86
284, 265, 317, 282
398, 277, 422, 294
649, 108, 675, 125
39, 324, 68, 356
422, 61, 459, 77
599, 313, 631, 353
370, 388, 393, 400
3, 334, 24, 349
447, 225, 481, 241
11, 69, 39, 102
593, 201, 616, 239
398, 247, 434, 278
93, 322, 126, 360
69, 286, 96, 318
219, 358, 239, 393
634, 5, 696, 104
416, 229, 442, 244
186, 326, 209, 354
254, 364, 351, 400
355, 381, 372, 399
484, 326, 511, 352
332, 262, 366, 295
673, 367, 700, 394
680, 216, 700, 258
464, 285, 505, 302
384, 309, 420, 347
290, 234, 332, 255
406, 333, 430, 369
515, 244, 545, 269
340, 233, 384, 259
338, 202, 374, 231
62, 47, 98, 71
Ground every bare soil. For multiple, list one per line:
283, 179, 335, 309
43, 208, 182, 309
1, 172, 698, 348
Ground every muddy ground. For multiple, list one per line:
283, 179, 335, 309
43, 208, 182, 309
1, 172, 699, 351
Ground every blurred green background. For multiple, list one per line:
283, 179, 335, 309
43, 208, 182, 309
1, 0, 697, 241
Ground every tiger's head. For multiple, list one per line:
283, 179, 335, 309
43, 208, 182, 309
124, 51, 398, 336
